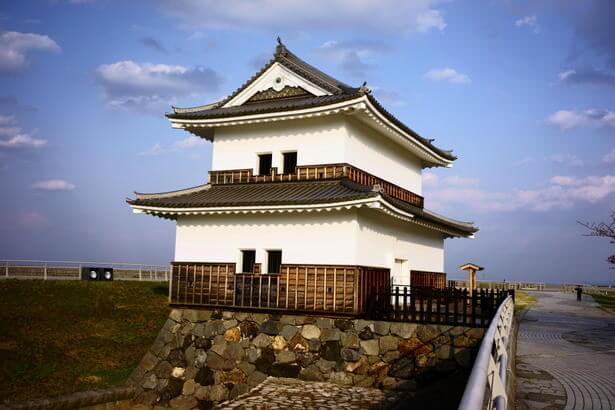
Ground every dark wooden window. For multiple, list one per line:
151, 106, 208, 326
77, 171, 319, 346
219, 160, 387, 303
258, 154, 272, 176
267, 250, 282, 274
282, 152, 297, 174
241, 250, 256, 273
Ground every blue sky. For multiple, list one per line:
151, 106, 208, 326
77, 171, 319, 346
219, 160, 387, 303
0, 1, 613, 284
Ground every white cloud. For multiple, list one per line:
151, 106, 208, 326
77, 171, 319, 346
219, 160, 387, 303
424, 68, 471, 84
558, 70, 576, 81
0, 114, 15, 125
514, 157, 535, 167
317, 40, 387, 77
547, 109, 615, 130
443, 176, 479, 186
0, 133, 47, 148
32, 179, 75, 191
603, 149, 615, 163
154, 0, 446, 33
547, 153, 584, 166
515, 15, 539, 33
0, 31, 61, 73
96, 60, 222, 112
139, 136, 207, 156
423, 171, 438, 187
425, 175, 615, 212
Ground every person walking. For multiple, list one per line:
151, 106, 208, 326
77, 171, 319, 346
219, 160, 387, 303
574, 285, 583, 302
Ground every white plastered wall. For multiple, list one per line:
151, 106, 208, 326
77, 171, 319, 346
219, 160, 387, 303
355, 209, 445, 284
174, 210, 359, 272
210, 116, 423, 193
344, 119, 423, 194
174, 208, 444, 280
211, 117, 346, 174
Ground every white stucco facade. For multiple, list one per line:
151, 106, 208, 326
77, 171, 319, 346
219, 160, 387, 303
174, 209, 444, 281
211, 115, 423, 194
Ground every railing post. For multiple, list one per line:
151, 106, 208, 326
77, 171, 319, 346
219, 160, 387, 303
139, 266, 142, 281
44, 263, 48, 280
5, 261, 8, 278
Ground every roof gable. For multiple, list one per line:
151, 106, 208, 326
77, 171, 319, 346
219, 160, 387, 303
223, 62, 329, 107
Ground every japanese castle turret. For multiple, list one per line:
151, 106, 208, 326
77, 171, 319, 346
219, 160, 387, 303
128, 39, 478, 296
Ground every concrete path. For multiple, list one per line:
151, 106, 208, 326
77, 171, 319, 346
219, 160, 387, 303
516, 291, 615, 410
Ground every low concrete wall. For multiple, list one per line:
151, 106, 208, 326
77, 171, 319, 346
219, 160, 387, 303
129, 309, 485, 408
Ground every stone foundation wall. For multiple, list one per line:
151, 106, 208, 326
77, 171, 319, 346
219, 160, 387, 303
129, 309, 484, 408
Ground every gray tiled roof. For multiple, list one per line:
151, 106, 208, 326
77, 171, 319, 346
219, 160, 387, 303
166, 41, 456, 162
127, 178, 477, 236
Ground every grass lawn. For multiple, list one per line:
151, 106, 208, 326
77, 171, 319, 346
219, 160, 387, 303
0, 280, 170, 404
514, 291, 537, 311
590, 293, 615, 314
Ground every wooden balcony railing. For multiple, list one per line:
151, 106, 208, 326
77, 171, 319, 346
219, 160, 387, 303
208, 163, 424, 208
411, 270, 446, 289
366, 286, 515, 327
170, 262, 390, 316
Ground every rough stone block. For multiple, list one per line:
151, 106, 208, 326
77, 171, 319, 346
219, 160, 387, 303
280, 324, 299, 341
239, 321, 260, 339
181, 379, 196, 395
194, 386, 210, 401
379, 335, 400, 353
169, 395, 197, 410
320, 328, 341, 342
340, 348, 361, 362
360, 339, 379, 356
206, 352, 234, 370
260, 320, 283, 335
359, 327, 374, 340
301, 324, 321, 340
417, 325, 440, 343
252, 333, 272, 348
230, 383, 249, 400
142, 372, 158, 390
276, 350, 296, 364
224, 327, 241, 342
247, 370, 267, 387
340, 332, 360, 349
299, 365, 325, 382
223, 342, 244, 361
390, 323, 417, 339
271, 335, 287, 351
334, 319, 353, 331
316, 318, 334, 329
321, 340, 341, 361
208, 384, 229, 402
218, 368, 247, 384
373, 321, 391, 336
237, 362, 255, 376
329, 371, 353, 386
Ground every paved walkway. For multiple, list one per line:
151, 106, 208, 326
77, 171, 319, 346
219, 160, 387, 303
215, 378, 405, 409
516, 291, 615, 410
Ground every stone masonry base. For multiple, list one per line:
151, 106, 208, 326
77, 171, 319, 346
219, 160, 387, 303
128, 309, 485, 408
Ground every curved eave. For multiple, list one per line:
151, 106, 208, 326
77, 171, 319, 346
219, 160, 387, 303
128, 195, 474, 238
167, 96, 455, 168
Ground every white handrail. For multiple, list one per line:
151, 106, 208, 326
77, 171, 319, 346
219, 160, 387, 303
458, 295, 514, 410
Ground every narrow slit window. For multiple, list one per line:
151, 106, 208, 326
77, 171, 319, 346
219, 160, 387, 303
258, 154, 272, 176
267, 250, 282, 274
282, 152, 297, 174
241, 250, 256, 273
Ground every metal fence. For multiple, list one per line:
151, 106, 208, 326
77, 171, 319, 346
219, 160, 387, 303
0, 259, 170, 282
458, 295, 514, 410
447, 279, 545, 291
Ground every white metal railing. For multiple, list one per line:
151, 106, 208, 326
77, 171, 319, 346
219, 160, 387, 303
458, 295, 514, 410
1, 259, 170, 282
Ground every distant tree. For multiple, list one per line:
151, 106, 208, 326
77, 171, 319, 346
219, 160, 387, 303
578, 210, 615, 266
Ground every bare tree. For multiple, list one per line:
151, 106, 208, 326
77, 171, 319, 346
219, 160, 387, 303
578, 210, 615, 266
